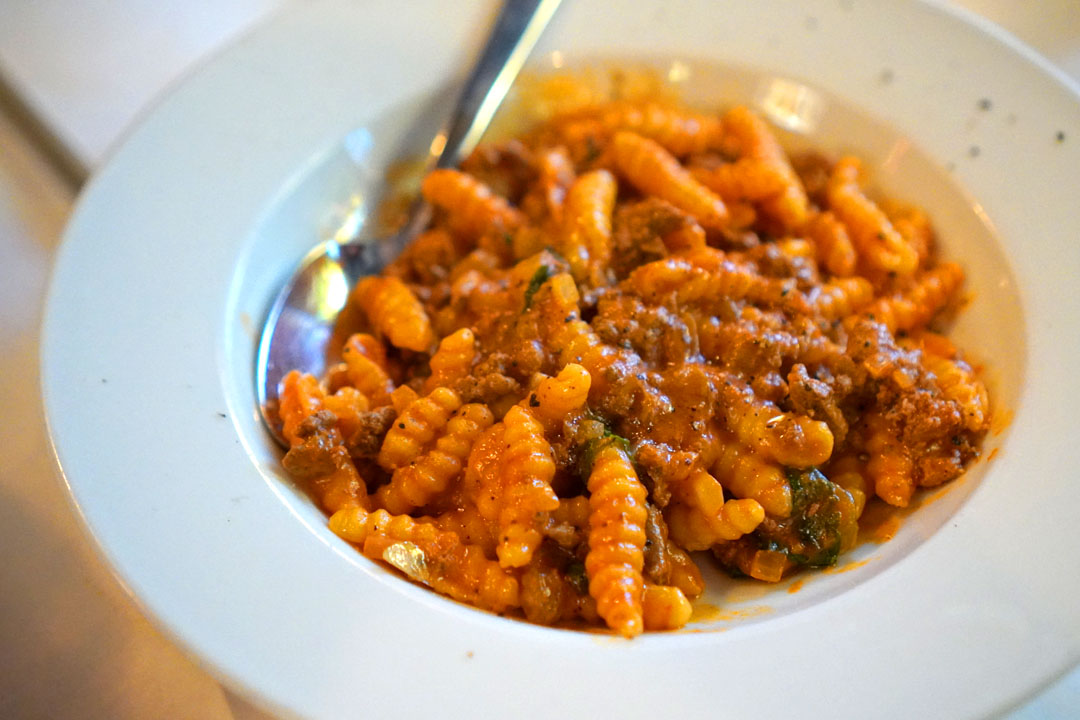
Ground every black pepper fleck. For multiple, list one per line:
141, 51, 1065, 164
977, 98, 992, 111
1056, 130, 1066, 143
969, 145, 980, 157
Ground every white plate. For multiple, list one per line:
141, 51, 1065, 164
41, 1, 1080, 718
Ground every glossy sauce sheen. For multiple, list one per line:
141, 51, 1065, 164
273, 82, 990, 637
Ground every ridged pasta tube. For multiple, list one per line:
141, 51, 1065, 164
421, 168, 524, 240
923, 352, 989, 433
593, 101, 722, 156
424, 327, 477, 393
585, 444, 648, 638
826, 157, 918, 275
806, 210, 857, 277
329, 507, 519, 613
711, 429, 792, 517
352, 276, 436, 353
610, 131, 728, 231
375, 403, 494, 514
527, 363, 591, 432
716, 375, 834, 468
278, 370, 324, 446
626, 256, 804, 311
721, 106, 809, 231
810, 277, 875, 320
561, 169, 617, 284
860, 262, 964, 333
864, 413, 915, 507
377, 387, 462, 471
641, 583, 693, 631
496, 405, 560, 568
342, 333, 394, 407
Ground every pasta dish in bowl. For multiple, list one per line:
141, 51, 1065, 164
270, 79, 993, 637
41, 1, 1078, 716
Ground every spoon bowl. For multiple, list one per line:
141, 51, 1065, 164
255, 0, 561, 445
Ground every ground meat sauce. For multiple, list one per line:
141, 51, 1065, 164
274, 92, 990, 636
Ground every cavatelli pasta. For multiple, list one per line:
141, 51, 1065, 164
610, 131, 729, 231
692, 158, 789, 203
272, 89, 991, 637
527, 363, 592, 431
711, 430, 792, 518
319, 387, 371, 440
561, 169, 617, 284
826, 454, 871, 518
424, 327, 477, 393
278, 370, 325, 446
864, 413, 915, 507
329, 507, 519, 613
859, 262, 964, 333
806, 210, 857, 277
626, 256, 805, 312
421, 168, 525, 240
585, 444, 649, 638
923, 352, 990, 433
375, 403, 494, 514
826, 156, 918, 276
352, 276, 436, 353
342, 334, 394, 406
586, 100, 722, 157
641, 583, 693, 631
810, 277, 875, 320
720, 105, 809, 231
716, 375, 834, 468
666, 476, 766, 551
495, 405, 560, 568
377, 387, 462, 471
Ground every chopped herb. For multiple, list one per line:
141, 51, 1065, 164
565, 562, 589, 595
583, 136, 601, 165
523, 265, 552, 310
755, 468, 858, 568
577, 430, 633, 476
503, 232, 514, 247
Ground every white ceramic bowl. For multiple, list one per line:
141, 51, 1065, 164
42, 1, 1080, 717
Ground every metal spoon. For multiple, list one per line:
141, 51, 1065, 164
256, 0, 562, 446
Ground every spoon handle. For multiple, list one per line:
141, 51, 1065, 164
435, 0, 562, 169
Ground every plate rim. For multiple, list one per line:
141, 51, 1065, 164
40, 1, 1080, 717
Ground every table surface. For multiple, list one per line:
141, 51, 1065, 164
1, 2, 1077, 718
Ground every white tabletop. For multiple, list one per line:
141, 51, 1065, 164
0, 2, 1077, 718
